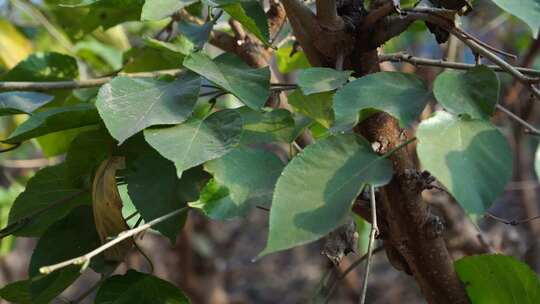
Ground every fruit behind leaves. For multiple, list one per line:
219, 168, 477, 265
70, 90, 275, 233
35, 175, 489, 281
92, 157, 132, 262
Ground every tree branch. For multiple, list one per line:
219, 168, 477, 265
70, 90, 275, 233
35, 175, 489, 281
316, 0, 345, 30
379, 53, 540, 77
39, 207, 188, 275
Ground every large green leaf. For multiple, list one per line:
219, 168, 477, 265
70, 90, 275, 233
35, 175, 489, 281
260, 134, 393, 256
183, 52, 270, 110
297, 68, 352, 95
28, 206, 102, 304
1, 52, 78, 81
0, 92, 54, 116
126, 153, 190, 243
221, 1, 269, 45
3, 104, 100, 144
7, 164, 90, 236
490, 0, 540, 37
64, 129, 114, 186
144, 109, 243, 177
191, 147, 284, 220
45, 0, 144, 36
141, 0, 198, 21
455, 254, 540, 303
237, 106, 295, 145
333, 72, 430, 129
288, 89, 334, 129
95, 270, 190, 303
0, 280, 31, 304
416, 111, 512, 214
96, 74, 201, 144
434, 65, 499, 119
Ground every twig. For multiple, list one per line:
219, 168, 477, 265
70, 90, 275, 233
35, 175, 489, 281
0, 71, 299, 91
485, 212, 540, 226
379, 53, 540, 77
39, 207, 188, 275
0, 143, 21, 153
495, 104, 540, 136
382, 137, 417, 158
323, 246, 384, 303
359, 185, 378, 304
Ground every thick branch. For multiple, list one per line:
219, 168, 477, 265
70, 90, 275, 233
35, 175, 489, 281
316, 0, 345, 30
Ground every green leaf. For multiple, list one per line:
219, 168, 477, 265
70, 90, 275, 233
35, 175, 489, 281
46, 0, 144, 36
0, 280, 31, 304
141, 0, 198, 21
183, 52, 270, 110
191, 147, 284, 220
178, 19, 215, 50
455, 254, 540, 303
143, 36, 194, 55
95, 270, 191, 303
260, 134, 393, 256
0, 92, 54, 116
7, 164, 90, 236
275, 45, 310, 74
96, 74, 201, 144
237, 106, 295, 145
221, 1, 269, 45
1, 52, 78, 81
297, 68, 352, 95
126, 153, 190, 242
29, 206, 103, 304
144, 109, 243, 177
333, 72, 430, 129
122, 46, 184, 73
490, 0, 540, 37
416, 111, 513, 214
434, 65, 499, 119
288, 89, 334, 129
3, 104, 100, 144
64, 129, 114, 186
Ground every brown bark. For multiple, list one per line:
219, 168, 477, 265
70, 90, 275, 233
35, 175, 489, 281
281, 0, 470, 302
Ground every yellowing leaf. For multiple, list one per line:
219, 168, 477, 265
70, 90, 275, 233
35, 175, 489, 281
0, 19, 32, 69
92, 157, 132, 261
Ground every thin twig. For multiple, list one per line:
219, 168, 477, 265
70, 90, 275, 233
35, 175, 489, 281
323, 246, 384, 303
495, 104, 540, 136
485, 212, 540, 226
39, 207, 188, 275
0, 143, 21, 153
379, 53, 540, 77
359, 185, 378, 304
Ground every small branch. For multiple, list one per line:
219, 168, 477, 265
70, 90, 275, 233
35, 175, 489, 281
359, 185, 379, 304
0, 143, 21, 153
39, 207, 188, 275
379, 53, 540, 77
0, 71, 298, 92
323, 246, 384, 303
485, 212, 540, 226
496, 104, 540, 136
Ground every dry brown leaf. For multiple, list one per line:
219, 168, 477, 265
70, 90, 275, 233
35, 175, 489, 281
92, 156, 132, 262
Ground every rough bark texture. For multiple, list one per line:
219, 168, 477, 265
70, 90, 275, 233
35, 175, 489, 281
278, 0, 470, 302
